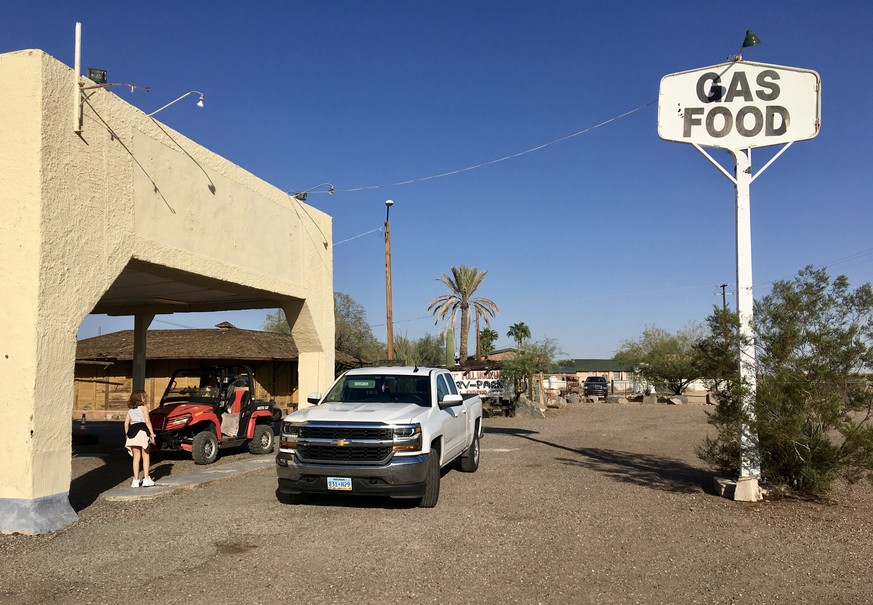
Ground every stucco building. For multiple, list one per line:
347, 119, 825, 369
0, 49, 335, 533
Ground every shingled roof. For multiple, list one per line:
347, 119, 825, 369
76, 324, 300, 361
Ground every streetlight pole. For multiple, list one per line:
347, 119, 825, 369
384, 200, 395, 361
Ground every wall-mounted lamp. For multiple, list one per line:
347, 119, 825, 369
147, 90, 205, 117
73, 22, 150, 132
87, 68, 107, 84
290, 183, 335, 201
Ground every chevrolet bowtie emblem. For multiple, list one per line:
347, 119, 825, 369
333, 439, 350, 447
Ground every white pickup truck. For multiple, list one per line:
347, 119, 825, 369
276, 366, 483, 507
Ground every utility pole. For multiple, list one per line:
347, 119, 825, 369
384, 200, 394, 361
720, 283, 729, 310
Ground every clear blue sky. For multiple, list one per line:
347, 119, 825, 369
4, 1, 871, 358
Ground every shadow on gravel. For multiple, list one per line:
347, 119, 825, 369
70, 422, 195, 510
275, 490, 422, 509
485, 426, 709, 494
484, 427, 539, 437
69, 454, 131, 511
559, 448, 710, 494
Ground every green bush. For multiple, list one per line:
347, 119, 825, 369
697, 267, 873, 496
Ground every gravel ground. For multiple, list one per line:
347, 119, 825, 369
2, 403, 872, 605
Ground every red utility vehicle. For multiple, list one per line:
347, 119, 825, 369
149, 365, 282, 465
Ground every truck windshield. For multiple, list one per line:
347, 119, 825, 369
324, 374, 432, 407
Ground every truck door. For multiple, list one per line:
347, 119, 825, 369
437, 373, 467, 460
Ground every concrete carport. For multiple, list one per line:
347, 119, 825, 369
0, 50, 335, 534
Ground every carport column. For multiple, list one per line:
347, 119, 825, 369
297, 351, 327, 409
132, 314, 154, 393
280, 300, 334, 409
0, 319, 79, 534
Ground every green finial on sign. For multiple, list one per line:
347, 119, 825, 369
743, 30, 761, 48
734, 29, 762, 61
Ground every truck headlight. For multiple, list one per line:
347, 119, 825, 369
280, 422, 302, 449
392, 424, 422, 452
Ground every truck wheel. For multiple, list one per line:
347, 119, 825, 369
192, 429, 219, 465
418, 450, 441, 508
249, 424, 275, 454
459, 432, 480, 473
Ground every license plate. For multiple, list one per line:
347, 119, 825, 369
327, 477, 352, 491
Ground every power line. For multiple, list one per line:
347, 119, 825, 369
370, 315, 431, 329
310, 100, 657, 195
334, 227, 381, 246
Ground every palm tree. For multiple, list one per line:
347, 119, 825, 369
507, 322, 531, 352
428, 265, 499, 363
480, 327, 499, 358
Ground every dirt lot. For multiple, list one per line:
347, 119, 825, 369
2, 403, 872, 605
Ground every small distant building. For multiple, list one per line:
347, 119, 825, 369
544, 359, 636, 395
479, 347, 517, 362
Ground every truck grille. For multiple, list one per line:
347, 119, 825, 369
300, 426, 393, 440
298, 444, 392, 463
296, 424, 394, 465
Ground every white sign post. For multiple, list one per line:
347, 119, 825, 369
658, 59, 821, 501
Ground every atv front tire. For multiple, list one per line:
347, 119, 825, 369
192, 429, 219, 465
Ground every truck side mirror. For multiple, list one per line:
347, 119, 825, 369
307, 392, 322, 405
438, 393, 463, 409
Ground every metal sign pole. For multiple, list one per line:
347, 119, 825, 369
691, 144, 762, 500
730, 149, 761, 486
660, 54, 820, 503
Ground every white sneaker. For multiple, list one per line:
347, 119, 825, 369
141, 476, 155, 487
131, 478, 141, 488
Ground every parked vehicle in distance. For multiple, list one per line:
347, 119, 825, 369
584, 376, 609, 397
276, 366, 483, 507
149, 365, 282, 464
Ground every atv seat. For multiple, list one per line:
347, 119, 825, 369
224, 380, 250, 414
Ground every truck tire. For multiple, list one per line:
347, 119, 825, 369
418, 450, 441, 508
192, 429, 219, 465
459, 432, 480, 473
248, 424, 275, 454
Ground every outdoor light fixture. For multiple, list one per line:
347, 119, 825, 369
147, 90, 205, 117
290, 183, 335, 201
73, 23, 150, 132
87, 68, 107, 84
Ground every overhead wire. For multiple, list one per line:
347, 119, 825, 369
334, 227, 382, 246
303, 100, 657, 196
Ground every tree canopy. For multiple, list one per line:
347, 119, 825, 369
428, 265, 499, 363
500, 337, 562, 400
263, 291, 384, 361
614, 324, 706, 395
507, 322, 531, 352
479, 327, 499, 357
393, 332, 445, 367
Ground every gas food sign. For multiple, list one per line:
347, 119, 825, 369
658, 61, 820, 149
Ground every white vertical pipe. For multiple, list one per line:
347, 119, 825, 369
730, 148, 760, 480
73, 22, 82, 133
